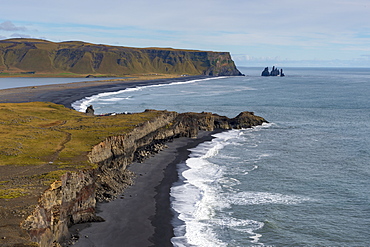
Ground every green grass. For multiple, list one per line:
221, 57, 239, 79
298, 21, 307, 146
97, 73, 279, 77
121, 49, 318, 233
0, 38, 237, 77
0, 188, 29, 199
0, 102, 166, 198
32, 170, 71, 186
0, 102, 163, 168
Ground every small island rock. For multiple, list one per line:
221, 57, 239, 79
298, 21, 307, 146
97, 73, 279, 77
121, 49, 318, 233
261, 66, 285, 77
261, 67, 270, 76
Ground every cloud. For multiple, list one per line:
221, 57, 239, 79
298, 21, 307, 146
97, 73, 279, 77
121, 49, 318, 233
231, 53, 370, 67
0, 0, 369, 66
0, 21, 28, 31
10, 33, 32, 38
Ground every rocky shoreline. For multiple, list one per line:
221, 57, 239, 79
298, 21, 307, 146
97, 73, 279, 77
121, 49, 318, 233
21, 110, 267, 246
0, 75, 267, 246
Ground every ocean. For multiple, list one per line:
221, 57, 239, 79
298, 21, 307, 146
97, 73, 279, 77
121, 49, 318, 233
73, 67, 370, 246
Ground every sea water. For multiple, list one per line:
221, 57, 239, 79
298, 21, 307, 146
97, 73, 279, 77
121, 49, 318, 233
73, 67, 370, 246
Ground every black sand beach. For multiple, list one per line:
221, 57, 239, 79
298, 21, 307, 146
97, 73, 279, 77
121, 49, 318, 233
0, 75, 208, 109
70, 131, 218, 247
0, 75, 215, 246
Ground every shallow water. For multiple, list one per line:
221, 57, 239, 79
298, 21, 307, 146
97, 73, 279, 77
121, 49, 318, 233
74, 67, 370, 246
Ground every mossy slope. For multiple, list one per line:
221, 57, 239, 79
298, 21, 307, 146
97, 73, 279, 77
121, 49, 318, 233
0, 102, 162, 168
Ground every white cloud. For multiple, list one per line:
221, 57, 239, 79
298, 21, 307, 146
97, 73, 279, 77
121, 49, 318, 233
1, 0, 370, 66
0, 21, 27, 31
232, 53, 370, 67
10, 33, 32, 38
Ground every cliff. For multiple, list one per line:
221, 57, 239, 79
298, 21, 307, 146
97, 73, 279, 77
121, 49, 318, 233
0, 38, 242, 76
20, 110, 267, 246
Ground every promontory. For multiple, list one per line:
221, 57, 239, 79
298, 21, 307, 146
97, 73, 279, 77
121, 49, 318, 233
0, 103, 267, 246
0, 39, 259, 247
0, 38, 243, 77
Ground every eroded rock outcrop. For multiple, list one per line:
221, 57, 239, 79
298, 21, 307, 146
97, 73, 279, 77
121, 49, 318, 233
21, 170, 102, 247
21, 110, 267, 246
261, 66, 285, 76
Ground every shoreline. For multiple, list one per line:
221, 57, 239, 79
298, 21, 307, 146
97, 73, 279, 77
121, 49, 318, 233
0, 75, 209, 109
0, 75, 219, 246
70, 130, 220, 246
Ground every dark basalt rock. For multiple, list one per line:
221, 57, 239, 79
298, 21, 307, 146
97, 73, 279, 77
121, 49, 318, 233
261, 66, 285, 77
261, 67, 270, 76
85, 105, 95, 116
21, 110, 267, 246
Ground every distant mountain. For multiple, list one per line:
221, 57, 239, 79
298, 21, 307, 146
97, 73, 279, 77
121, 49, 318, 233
0, 38, 242, 76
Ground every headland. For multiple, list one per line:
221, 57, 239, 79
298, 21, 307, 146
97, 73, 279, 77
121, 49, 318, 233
0, 96, 267, 247
0, 38, 243, 77
0, 43, 264, 246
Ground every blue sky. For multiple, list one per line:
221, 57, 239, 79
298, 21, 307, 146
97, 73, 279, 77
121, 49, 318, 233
1, 0, 370, 67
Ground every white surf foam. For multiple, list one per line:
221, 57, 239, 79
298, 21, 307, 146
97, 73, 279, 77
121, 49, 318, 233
171, 137, 229, 247
214, 217, 264, 244
99, 96, 132, 102
170, 129, 270, 247
71, 77, 226, 113
170, 123, 315, 246
227, 191, 312, 205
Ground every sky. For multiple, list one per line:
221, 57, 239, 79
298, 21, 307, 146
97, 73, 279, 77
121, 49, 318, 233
1, 0, 370, 67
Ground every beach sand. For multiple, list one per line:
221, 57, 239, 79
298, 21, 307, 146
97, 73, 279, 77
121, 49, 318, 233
0, 75, 212, 246
0, 75, 207, 109
70, 131, 218, 247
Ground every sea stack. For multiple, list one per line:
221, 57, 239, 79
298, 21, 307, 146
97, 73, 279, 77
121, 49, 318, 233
261, 66, 285, 76
261, 67, 270, 76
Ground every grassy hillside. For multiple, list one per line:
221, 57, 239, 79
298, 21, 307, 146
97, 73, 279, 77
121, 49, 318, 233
0, 102, 162, 169
0, 103, 168, 246
0, 38, 242, 77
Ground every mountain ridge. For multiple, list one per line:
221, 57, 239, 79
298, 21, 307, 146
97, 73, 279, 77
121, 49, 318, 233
0, 38, 242, 76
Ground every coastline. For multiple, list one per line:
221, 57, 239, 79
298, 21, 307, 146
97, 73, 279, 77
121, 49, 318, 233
0, 75, 209, 109
70, 130, 220, 246
0, 75, 218, 246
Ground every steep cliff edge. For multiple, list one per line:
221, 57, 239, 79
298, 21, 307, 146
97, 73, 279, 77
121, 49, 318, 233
21, 110, 266, 246
0, 39, 242, 76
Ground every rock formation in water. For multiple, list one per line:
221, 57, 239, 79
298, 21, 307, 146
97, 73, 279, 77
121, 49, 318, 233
261, 67, 270, 76
261, 66, 285, 76
0, 38, 243, 76
20, 110, 267, 246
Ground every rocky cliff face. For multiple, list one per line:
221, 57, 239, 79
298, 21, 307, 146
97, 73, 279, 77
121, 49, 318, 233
21, 110, 266, 246
0, 39, 242, 76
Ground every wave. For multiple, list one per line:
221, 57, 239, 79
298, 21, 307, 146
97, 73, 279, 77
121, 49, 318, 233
170, 136, 230, 247
170, 125, 313, 246
71, 77, 226, 113
170, 129, 264, 246
227, 191, 312, 205
98, 96, 132, 102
